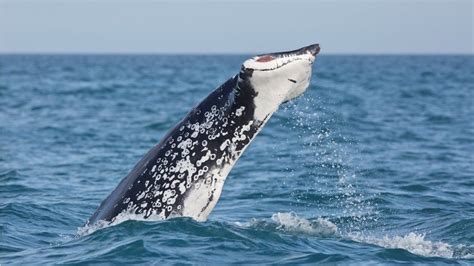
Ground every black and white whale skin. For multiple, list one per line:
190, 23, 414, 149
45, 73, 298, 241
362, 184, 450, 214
88, 44, 320, 225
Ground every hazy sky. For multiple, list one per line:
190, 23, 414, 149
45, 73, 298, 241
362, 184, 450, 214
0, 0, 472, 54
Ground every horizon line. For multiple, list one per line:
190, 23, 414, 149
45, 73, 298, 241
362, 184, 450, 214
0, 51, 472, 56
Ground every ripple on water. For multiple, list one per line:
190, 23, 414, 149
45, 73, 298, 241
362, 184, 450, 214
0, 55, 473, 264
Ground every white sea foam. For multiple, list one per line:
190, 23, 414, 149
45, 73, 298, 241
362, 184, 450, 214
236, 212, 473, 260
348, 232, 473, 259
235, 212, 338, 237
76, 220, 110, 236
76, 211, 165, 236
271, 212, 338, 237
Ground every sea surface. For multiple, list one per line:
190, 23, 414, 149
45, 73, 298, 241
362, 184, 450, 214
0, 54, 473, 265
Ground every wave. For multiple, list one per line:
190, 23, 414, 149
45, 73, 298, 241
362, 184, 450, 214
240, 212, 473, 260
77, 211, 166, 236
76, 211, 473, 260
348, 232, 473, 259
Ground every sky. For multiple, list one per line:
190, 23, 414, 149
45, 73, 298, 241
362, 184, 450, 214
0, 0, 472, 54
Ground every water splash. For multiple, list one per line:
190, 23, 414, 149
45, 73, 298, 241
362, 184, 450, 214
271, 212, 337, 237
241, 212, 473, 260
76, 211, 165, 236
279, 95, 378, 232
274, 98, 474, 260
349, 232, 474, 259
235, 211, 338, 237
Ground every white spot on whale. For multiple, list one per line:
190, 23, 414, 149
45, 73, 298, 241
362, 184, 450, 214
235, 106, 245, 116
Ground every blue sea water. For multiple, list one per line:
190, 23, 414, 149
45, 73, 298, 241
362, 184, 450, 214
0, 54, 473, 265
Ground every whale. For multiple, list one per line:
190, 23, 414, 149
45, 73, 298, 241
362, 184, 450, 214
88, 44, 320, 225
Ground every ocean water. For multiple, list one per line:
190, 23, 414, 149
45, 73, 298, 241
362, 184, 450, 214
0, 54, 473, 265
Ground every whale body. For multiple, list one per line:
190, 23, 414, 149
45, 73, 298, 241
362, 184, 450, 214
88, 44, 320, 225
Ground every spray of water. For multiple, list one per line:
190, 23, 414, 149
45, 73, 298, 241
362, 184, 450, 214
278, 94, 378, 233
271, 94, 473, 259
